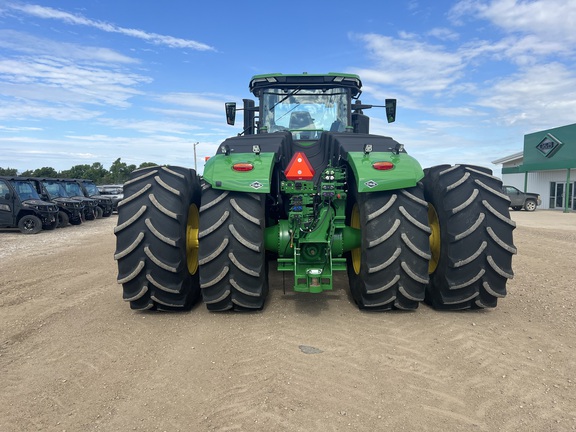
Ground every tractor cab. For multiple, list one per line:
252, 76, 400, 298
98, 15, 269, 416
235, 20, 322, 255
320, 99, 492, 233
252, 73, 361, 139
226, 73, 396, 139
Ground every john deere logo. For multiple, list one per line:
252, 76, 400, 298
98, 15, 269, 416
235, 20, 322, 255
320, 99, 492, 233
250, 181, 263, 190
536, 134, 562, 158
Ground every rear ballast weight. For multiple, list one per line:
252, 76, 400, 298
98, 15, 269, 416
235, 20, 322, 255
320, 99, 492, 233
115, 72, 516, 312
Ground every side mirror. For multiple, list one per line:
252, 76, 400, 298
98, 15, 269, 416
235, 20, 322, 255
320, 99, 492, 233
4, 193, 11, 200
225, 102, 237, 125
385, 99, 396, 123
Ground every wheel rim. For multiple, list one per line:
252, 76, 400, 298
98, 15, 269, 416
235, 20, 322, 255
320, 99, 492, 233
351, 203, 361, 274
186, 204, 200, 274
526, 201, 536, 211
428, 204, 441, 274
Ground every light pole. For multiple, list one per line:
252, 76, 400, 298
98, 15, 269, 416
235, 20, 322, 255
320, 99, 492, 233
193, 141, 199, 172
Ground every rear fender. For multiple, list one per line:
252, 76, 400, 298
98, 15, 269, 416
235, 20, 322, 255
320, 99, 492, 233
346, 152, 424, 193
202, 152, 276, 193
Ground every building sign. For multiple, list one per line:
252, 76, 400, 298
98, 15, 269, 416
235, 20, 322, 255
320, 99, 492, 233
536, 133, 563, 158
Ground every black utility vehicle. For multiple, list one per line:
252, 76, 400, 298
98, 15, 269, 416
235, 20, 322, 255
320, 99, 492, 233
0, 176, 59, 234
76, 179, 113, 217
56, 179, 98, 220
27, 178, 84, 227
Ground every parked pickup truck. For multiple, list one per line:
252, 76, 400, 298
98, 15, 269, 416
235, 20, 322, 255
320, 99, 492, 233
502, 185, 541, 211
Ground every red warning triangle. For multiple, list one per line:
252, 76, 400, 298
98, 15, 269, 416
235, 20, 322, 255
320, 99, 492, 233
285, 152, 315, 180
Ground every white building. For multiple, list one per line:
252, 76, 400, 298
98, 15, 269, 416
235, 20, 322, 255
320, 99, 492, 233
493, 123, 576, 212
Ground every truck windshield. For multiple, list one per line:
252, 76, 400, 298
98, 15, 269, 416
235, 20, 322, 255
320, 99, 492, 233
43, 181, 69, 199
12, 181, 42, 201
260, 88, 349, 139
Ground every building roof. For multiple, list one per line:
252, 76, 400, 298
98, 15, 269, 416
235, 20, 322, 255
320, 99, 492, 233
492, 151, 523, 165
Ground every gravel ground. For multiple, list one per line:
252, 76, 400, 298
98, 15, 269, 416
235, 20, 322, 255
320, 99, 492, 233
1, 210, 576, 431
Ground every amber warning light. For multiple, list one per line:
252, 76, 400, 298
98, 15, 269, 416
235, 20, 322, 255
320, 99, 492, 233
285, 152, 315, 180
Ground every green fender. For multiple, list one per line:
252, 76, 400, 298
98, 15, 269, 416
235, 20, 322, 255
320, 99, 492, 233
346, 151, 424, 192
202, 152, 276, 193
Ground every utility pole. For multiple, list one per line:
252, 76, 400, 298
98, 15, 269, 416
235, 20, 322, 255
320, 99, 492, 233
193, 142, 199, 172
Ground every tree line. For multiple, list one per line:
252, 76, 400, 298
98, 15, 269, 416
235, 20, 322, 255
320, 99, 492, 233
0, 158, 157, 185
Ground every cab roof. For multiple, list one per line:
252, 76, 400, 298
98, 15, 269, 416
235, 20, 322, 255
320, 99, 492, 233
249, 72, 362, 98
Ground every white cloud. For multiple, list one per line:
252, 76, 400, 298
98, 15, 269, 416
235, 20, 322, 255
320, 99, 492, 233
427, 27, 460, 41
97, 118, 202, 135
0, 57, 150, 115
450, 0, 576, 44
476, 62, 576, 129
0, 133, 221, 173
156, 92, 232, 111
0, 100, 101, 121
6, 3, 215, 51
0, 29, 138, 64
350, 33, 465, 93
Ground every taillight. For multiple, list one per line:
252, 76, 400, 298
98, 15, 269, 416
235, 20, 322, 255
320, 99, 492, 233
232, 163, 254, 172
372, 161, 395, 171
285, 152, 315, 180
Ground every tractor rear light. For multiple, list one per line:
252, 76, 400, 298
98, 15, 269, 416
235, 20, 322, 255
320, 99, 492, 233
372, 161, 395, 171
232, 163, 254, 172
285, 152, 315, 180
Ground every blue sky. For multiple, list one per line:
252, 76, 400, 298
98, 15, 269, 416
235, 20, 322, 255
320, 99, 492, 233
1, 0, 575, 176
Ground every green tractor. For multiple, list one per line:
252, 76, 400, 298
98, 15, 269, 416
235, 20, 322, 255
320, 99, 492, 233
114, 73, 516, 312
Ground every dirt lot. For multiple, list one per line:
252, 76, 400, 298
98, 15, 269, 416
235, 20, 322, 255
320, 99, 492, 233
1, 210, 576, 431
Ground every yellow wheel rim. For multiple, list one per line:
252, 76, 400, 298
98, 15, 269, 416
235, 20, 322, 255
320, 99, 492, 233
428, 204, 441, 274
186, 204, 199, 275
351, 203, 361, 274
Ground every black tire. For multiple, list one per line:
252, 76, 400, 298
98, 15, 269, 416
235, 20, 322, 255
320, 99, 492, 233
57, 212, 70, 228
198, 186, 268, 311
114, 165, 201, 311
511, 206, 522, 211
70, 216, 82, 225
18, 215, 42, 234
346, 184, 431, 311
524, 199, 537, 212
43, 219, 58, 230
85, 208, 96, 221
94, 206, 104, 219
423, 164, 516, 309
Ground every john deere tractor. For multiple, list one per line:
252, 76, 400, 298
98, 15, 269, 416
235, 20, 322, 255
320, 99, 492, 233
114, 73, 516, 312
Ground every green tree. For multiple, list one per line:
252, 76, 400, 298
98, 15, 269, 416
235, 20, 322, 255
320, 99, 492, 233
138, 162, 158, 169
60, 164, 91, 179
108, 158, 136, 184
85, 162, 109, 183
33, 167, 59, 178
0, 167, 18, 176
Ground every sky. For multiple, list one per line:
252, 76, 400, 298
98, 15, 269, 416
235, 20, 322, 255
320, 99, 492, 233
1, 0, 575, 176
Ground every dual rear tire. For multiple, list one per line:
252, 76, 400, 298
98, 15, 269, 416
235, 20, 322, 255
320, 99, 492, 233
198, 186, 269, 311
346, 184, 431, 310
114, 164, 516, 312
422, 165, 516, 309
114, 166, 201, 310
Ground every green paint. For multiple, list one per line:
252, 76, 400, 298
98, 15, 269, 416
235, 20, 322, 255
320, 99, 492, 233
202, 152, 275, 193
263, 166, 357, 292
346, 152, 424, 192
519, 123, 576, 172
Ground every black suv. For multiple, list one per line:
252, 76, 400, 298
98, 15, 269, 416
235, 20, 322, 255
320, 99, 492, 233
0, 176, 59, 233
27, 178, 84, 227
502, 185, 541, 212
